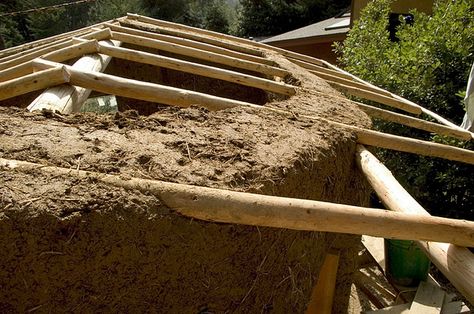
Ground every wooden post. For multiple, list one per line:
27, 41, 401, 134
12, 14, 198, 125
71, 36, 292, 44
306, 251, 340, 314
0, 67, 70, 101
2, 157, 474, 247
97, 43, 295, 96
28, 39, 119, 113
355, 145, 474, 303
110, 31, 289, 78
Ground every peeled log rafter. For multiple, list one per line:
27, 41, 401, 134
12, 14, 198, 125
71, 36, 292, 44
110, 31, 289, 78
32, 58, 260, 111
106, 22, 275, 66
333, 82, 422, 115
321, 60, 474, 139
0, 28, 111, 71
97, 43, 295, 96
127, 14, 329, 67
0, 67, 70, 101
128, 14, 265, 57
355, 145, 474, 303
2, 157, 474, 247
0, 40, 100, 83
356, 102, 472, 141
28, 39, 119, 113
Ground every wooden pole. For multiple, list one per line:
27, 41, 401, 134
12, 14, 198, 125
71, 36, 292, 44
0, 28, 111, 71
354, 127, 474, 164
0, 67, 70, 101
355, 145, 474, 303
107, 22, 275, 66
28, 39, 118, 113
2, 157, 474, 247
0, 61, 33, 83
126, 13, 330, 67
356, 102, 472, 141
333, 82, 422, 115
110, 31, 289, 78
128, 14, 265, 57
32, 58, 261, 112
320, 60, 474, 139
97, 43, 295, 96
309, 69, 392, 97
306, 251, 340, 314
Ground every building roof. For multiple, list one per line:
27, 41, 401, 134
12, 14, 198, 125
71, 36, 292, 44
262, 12, 350, 44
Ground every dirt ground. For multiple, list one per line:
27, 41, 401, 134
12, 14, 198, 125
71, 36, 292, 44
0, 45, 373, 312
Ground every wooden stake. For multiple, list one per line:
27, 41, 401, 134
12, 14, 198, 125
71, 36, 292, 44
2, 157, 474, 246
108, 21, 275, 66
355, 145, 474, 303
306, 251, 340, 314
0, 67, 70, 101
110, 31, 289, 78
97, 43, 295, 96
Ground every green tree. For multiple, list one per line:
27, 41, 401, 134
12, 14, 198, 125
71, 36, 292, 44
236, 0, 350, 37
335, 0, 474, 219
26, 0, 90, 39
88, 0, 145, 24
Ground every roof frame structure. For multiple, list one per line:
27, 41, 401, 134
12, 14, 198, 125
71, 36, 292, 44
1, 13, 474, 304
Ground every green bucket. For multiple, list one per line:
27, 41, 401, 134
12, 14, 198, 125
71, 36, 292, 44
384, 239, 431, 287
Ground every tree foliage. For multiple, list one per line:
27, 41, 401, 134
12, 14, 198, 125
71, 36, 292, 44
236, 0, 350, 37
335, 0, 474, 219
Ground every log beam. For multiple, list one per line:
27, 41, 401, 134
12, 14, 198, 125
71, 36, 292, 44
356, 102, 472, 141
32, 58, 261, 111
107, 22, 275, 66
0, 67, 70, 101
110, 31, 289, 78
0, 28, 111, 71
97, 43, 295, 96
2, 157, 474, 247
355, 145, 474, 303
127, 14, 265, 57
333, 82, 422, 115
28, 39, 119, 113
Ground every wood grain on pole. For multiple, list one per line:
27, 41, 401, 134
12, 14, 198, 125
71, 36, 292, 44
0, 67, 69, 101
2, 157, 474, 247
107, 22, 275, 66
97, 43, 295, 96
110, 31, 289, 78
355, 145, 474, 303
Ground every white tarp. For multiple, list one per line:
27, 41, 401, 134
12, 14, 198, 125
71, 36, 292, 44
461, 62, 474, 131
